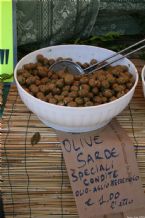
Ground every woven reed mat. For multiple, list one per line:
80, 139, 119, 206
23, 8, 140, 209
1, 58, 145, 218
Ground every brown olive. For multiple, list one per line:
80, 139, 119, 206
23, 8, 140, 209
117, 65, 128, 72
39, 85, 46, 93
90, 59, 97, 65
36, 92, 46, 101
113, 84, 125, 92
61, 90, 69, 97
24, 88, 30, 93
73, 81, 80, 86
75, 97, 84, 106
37, 66, 48, 77
80, 77, 89, 84
103, 89, 113, 98
76, 61, 82, 66
17, 75, 26, 85
102, 96, 107, 103
56, 57, 64, 62
49, 97, 58, 104
64, 97, 73, 104
22, 70, 31, 78
96, 70, 105, 78
29, 84, 39, 94
17, 69, 25, 75
93, 96, 102, 104
88, 92, 94, 99
69, 91, 78, 98
99, 75, 106, 81
129, 75, 134, 83
51, 74, 59, 80
57, 70, 66, 78
81, 84, 90, 91
56, 79, 64, 88
37, 54, 44, 63
43, 57, 49, 65
46, 93, 53, 101
26, 76, 36, 85
35, 80, 41, 86
48, 71, 53, 78
126, 82, 133, 89
124, 88, 129, 94
41, 77, 49, 84
84, 97, 91, 103
65, 57, 73, 61
45, 84, 50, 93
64, 74, 74, 85
24, 63, 36, 70
54, 95, 64, 101
96, 80, 101, 88
88, 79, 96, 87
74, 75, 81, 81
101, 80, 110, 89
82, 62, 89, 68
116, 91, 125, 98
109, 96, 117, 102
110, 67, 120, 77
78, 89, 89, 97
92, 87, 99, 95
67, 101, 77, 107
63, 85, 70, 92
85, 101, 94, 106
48, 59, 55, 66
57, 101, 65, 106
52, 87, 61, 95
107, 74, 116, 84
71, 85, 79, 91
117, 77, 127, 84
91, 73, 98, 80
48, 83, 56, 91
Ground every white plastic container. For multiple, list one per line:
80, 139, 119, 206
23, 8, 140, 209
14, 45, 138, 132
141, 65, 145, 97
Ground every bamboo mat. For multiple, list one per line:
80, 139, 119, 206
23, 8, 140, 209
1, 58, 145, 218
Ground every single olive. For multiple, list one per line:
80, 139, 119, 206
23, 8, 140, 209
17, 75, 26, 85
37, 54, 44, 63
67, 101, 77, 107
80, 77, 89, 84
78, 89, 89, 97
25, 76, 36, 85
29, 84, 39, 94
56, 79, 64, 88
64, 74, 74, 85
103, 89, 113, 98
49, 97, 58, 104
90, 59, 97, 65
75, 97, 84, 106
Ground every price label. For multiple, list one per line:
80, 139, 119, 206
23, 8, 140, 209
57, 120, 145, 218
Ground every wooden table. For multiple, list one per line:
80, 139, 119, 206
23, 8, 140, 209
1, 58, 145, 218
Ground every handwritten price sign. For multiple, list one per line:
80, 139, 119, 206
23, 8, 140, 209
57, 120, 145, 218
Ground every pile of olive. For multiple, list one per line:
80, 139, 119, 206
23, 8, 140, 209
17, 54, 135, 107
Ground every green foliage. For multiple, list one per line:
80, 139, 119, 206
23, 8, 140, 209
73, 32, 120, 45
0, 73, 13, 82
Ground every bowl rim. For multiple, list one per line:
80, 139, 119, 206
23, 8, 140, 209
14, 44, 139, 110
141, 65, 145, 85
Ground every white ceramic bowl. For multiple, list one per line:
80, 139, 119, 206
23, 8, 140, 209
141, 65, 145, 97
14, 45, 138, 132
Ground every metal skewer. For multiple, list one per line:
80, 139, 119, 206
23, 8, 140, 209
49, 38, 145, 75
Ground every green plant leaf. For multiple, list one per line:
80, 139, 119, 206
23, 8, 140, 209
0, 73, 13, 82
